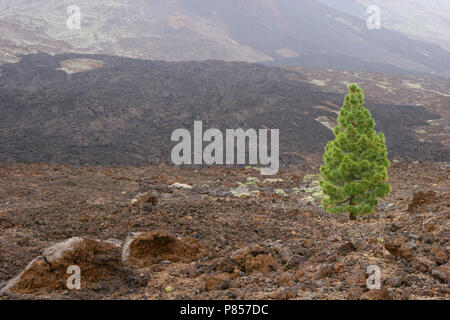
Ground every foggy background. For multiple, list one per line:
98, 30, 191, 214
0, 0, 449, 75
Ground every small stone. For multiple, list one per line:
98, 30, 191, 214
432, 264, 449, 284
245, 254, 280, 274
276, 272, 295, 286
360, 287, 392, 300
318, 264, 334, 279
230, 245, 279, 274
337, 242, 356, 256
429, 247, 447, 265
295, 269, 305, 280
160, 260, 171, 266
386, 277, 402, 288
213, 258, 239, 273
230, 269, 240, 280
334, 260, 346, 274
405, 240, 416, 250
414, 256, 434, 272
390, 222, 403, 232
331, 235, 342, 242
205, 273, 231, 291
346, 266, 366, 286
335, 282, 344, 291
385, 241, 412, 260
346, 287, 365, 300
286, 254, 307, 268
270, 287, 298, 300
401, 274, 418, 287
170, 183, 193, 189
303, 239, 314, 248
279, 247, 293, 263
408, 233, 420, 240
274, 189, 288, 197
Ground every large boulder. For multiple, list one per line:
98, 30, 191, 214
0, 237, 133, 296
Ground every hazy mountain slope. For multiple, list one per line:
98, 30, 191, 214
0, 0, 449, 75
0, 53, 446, 165
319, 0, 450, 52
0, 0, 272, 64
357, 0, 450, 52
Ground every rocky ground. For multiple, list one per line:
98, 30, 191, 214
0, 161, 448, 300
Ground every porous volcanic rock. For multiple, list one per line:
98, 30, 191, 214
230, 245, 281, 274
122, 231, 208, 267
0, 237, 130, 296
205, 273, 232, 291
408, 191, 437, 212
360, 287, 393, 300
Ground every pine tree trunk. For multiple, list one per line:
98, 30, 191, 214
349, 197, 356, 220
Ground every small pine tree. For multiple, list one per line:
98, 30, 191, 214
319, 84, 391, 220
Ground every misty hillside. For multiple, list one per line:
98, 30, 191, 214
1, 0, 449, 75
319, 0, 450, 52
0, 53, 447, 165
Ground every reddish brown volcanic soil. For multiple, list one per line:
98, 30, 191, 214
0, 162, 448, 300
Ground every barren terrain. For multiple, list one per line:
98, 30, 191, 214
1, 54, 448, 166
0, 162, 448, 299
